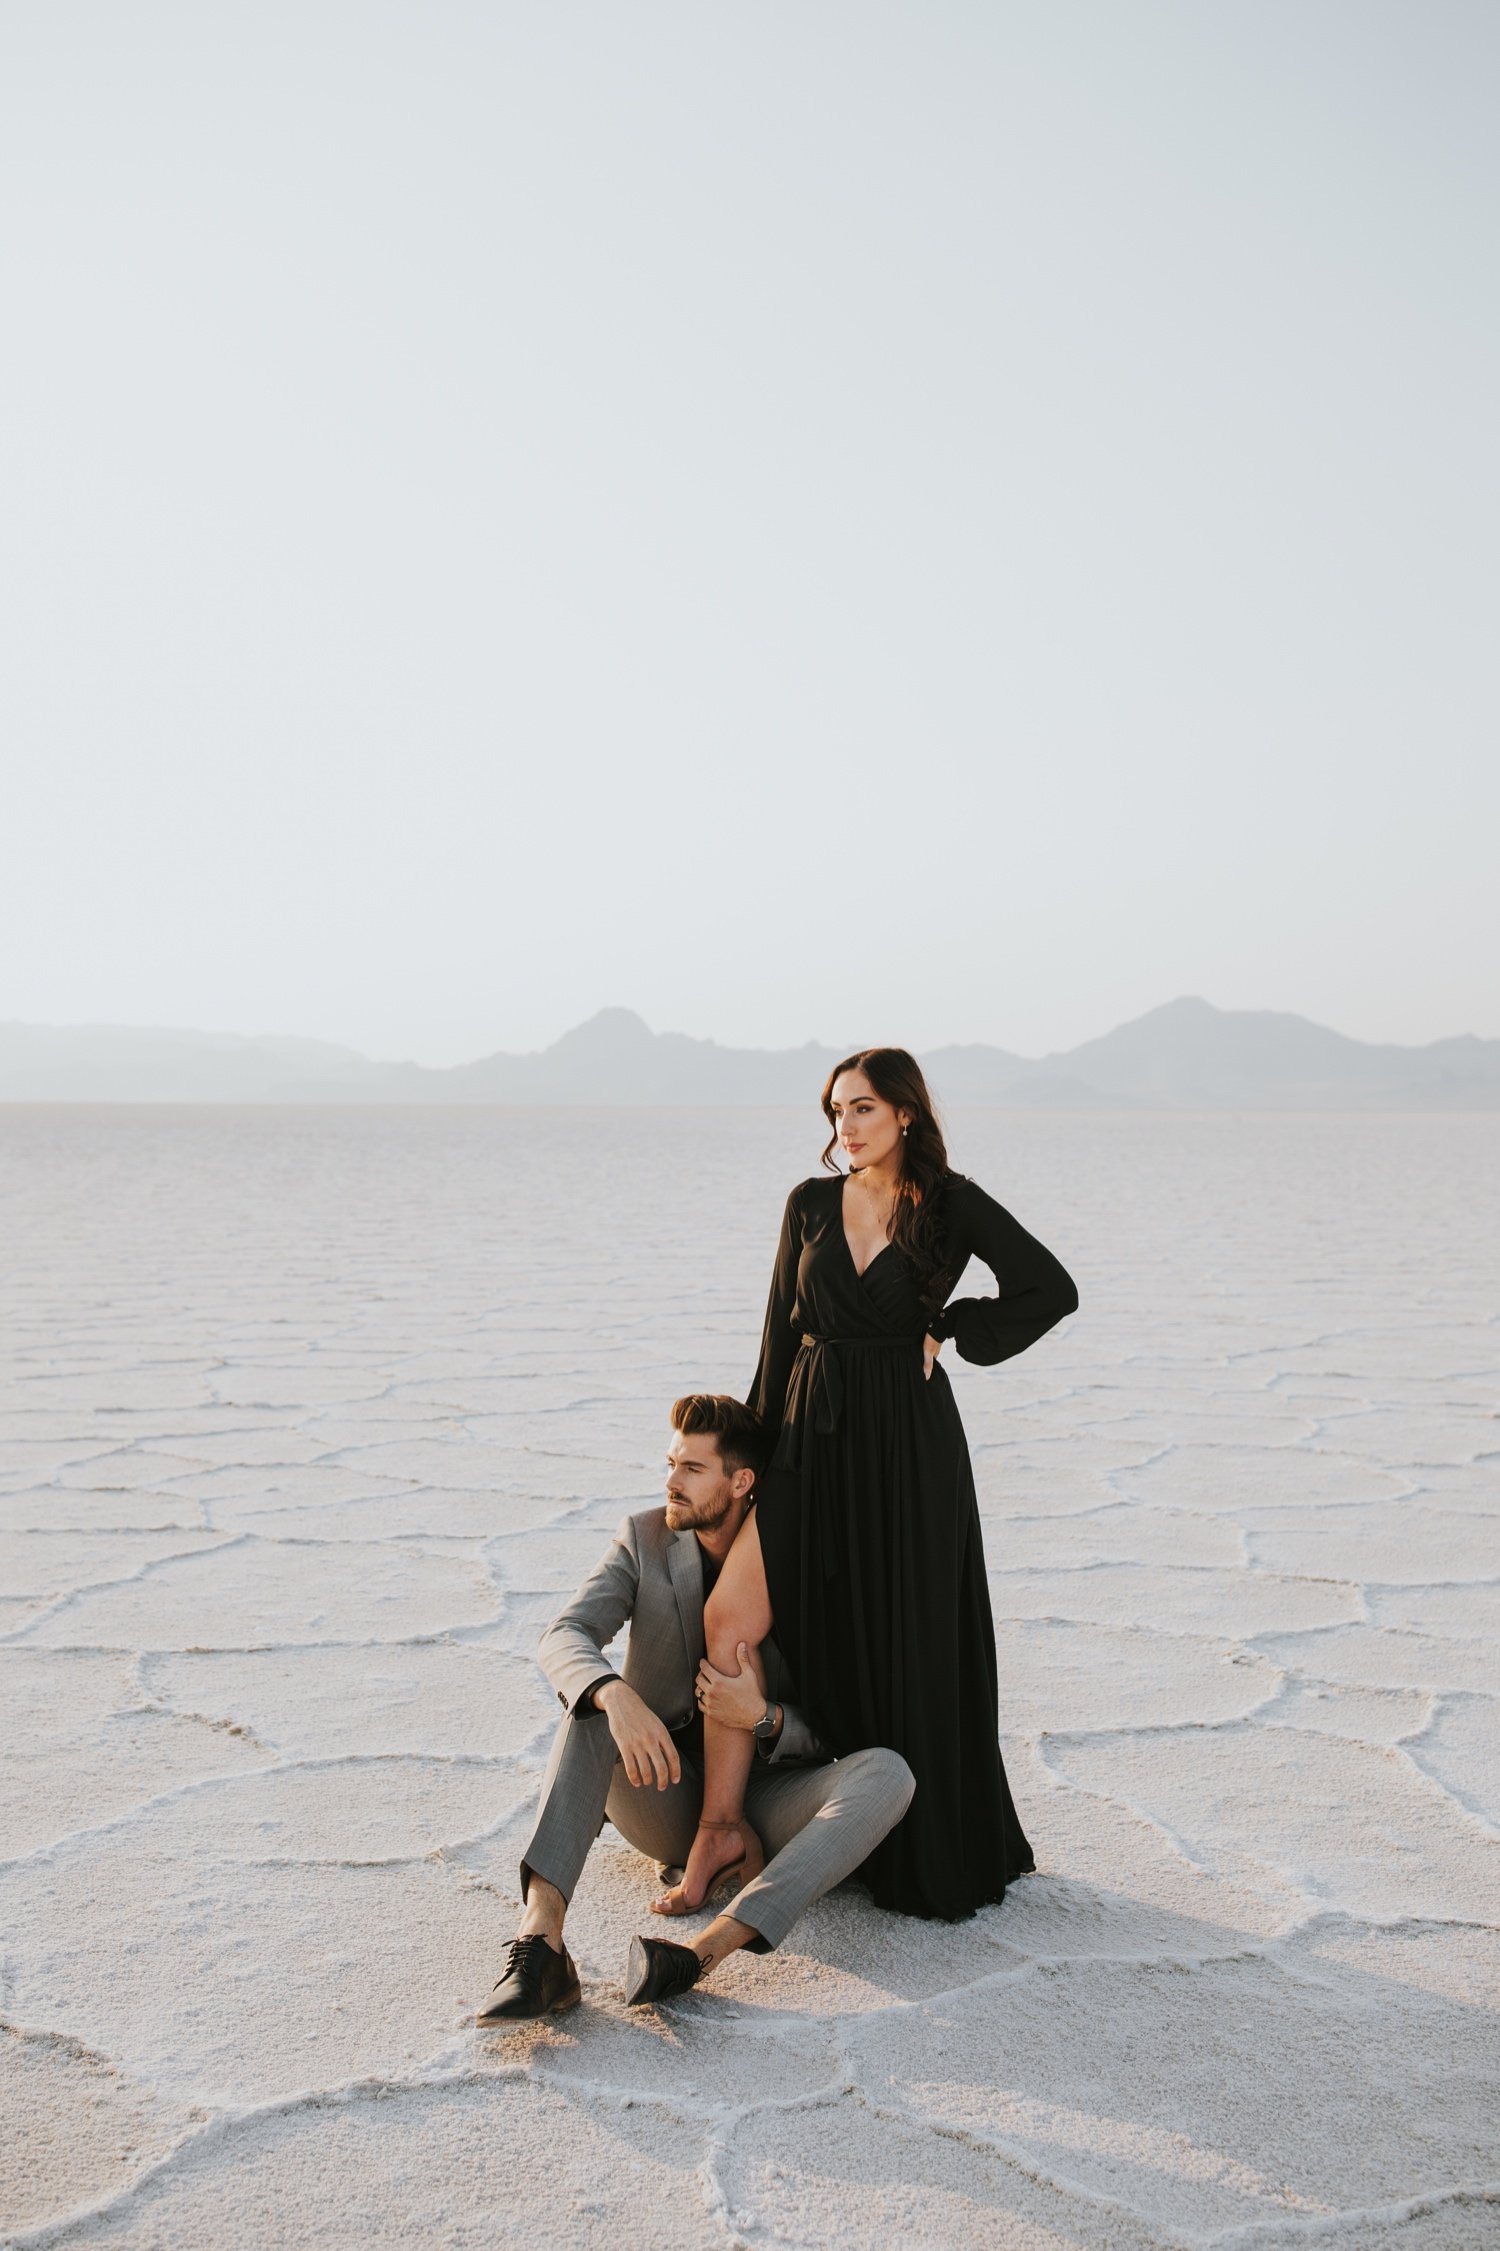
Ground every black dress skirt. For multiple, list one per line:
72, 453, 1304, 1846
748, 1170, 1078, 1921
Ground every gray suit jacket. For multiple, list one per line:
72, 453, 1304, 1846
537, 1506, 826, 1765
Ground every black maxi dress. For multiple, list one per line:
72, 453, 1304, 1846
748, 1170, 1078, 1922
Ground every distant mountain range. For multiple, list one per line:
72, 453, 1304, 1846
2, 999, 1497, 1108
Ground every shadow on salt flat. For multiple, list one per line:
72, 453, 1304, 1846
720, 2087, 1168, 2251
845, 1916, 1500, 2240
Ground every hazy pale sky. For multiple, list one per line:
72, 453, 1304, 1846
3, 2, 1496, 1065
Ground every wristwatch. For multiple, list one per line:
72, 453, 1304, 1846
753, 1701, 782, 1747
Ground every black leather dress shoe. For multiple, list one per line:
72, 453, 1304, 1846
476, 1935, 581, 2023
625, 1934, 704, 2007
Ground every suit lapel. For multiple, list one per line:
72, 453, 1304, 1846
667, 1528, 706, 1679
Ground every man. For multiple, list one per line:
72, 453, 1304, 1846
478, 1393, 914, 2018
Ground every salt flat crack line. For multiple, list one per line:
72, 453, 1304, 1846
1202, 2175, 1500, 2250
862, 2081, 1335, 2229
0, 1535, 246, 1646
0, 2059, 532, 2251
0, 1750, 530, 1873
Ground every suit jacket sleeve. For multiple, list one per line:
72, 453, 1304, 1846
759, 1640, 827, 1764
763, 1702, 827, 1764
926, 1177, 1079, 1366
537, 1514, 642, 1714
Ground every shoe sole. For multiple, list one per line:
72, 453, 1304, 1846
624, 1935, 654, 2006
624, 1935, 704, 2007
476, 1980, 582, 2025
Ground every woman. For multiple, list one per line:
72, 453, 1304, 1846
654, 1047, 1078, 1923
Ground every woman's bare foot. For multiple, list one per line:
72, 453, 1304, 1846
650, 1818, 764, 1916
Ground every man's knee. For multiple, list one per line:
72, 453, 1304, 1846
843, 1746, 915, 1814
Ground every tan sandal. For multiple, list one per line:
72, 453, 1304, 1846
649, 1818, 765, 1916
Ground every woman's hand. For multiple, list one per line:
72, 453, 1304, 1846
696, 1643, 770, 1731
595, 1679, 682, 1789
923, 1333, 944, 1381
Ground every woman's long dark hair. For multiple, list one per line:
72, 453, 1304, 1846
820, 1047, 951, 1280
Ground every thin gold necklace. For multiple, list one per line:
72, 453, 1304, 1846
849, 1171, 896, 1223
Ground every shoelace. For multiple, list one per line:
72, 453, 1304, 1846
500, 1934, 555, 1981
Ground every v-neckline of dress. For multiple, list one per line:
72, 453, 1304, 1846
840, 1178, 896, 1282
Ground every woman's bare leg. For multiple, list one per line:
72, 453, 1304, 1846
652, 1510, 773, 1914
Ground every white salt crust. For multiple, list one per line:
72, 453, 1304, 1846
0, 1105, 1496, 2248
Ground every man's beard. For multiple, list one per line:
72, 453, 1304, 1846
664, 1485, 735, 1531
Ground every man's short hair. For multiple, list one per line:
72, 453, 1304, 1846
670, 1394, 768, 1480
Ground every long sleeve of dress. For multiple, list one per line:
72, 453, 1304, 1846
927, 1177, 1078, 1367
747, 1183, 805, 1428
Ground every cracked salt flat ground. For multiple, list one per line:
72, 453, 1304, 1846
0, 1107, 1496, 2250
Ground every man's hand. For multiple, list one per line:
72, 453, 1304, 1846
923, 1332, 944, 1380
595, 1680, 681, 1790
696, 1643, 775, 1733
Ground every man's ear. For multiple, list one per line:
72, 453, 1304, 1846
732, 1466, 756, 1503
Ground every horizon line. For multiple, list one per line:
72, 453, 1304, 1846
1, 992, 1494, 1068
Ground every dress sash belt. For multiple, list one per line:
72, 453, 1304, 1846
769, 1332, 920, 1471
